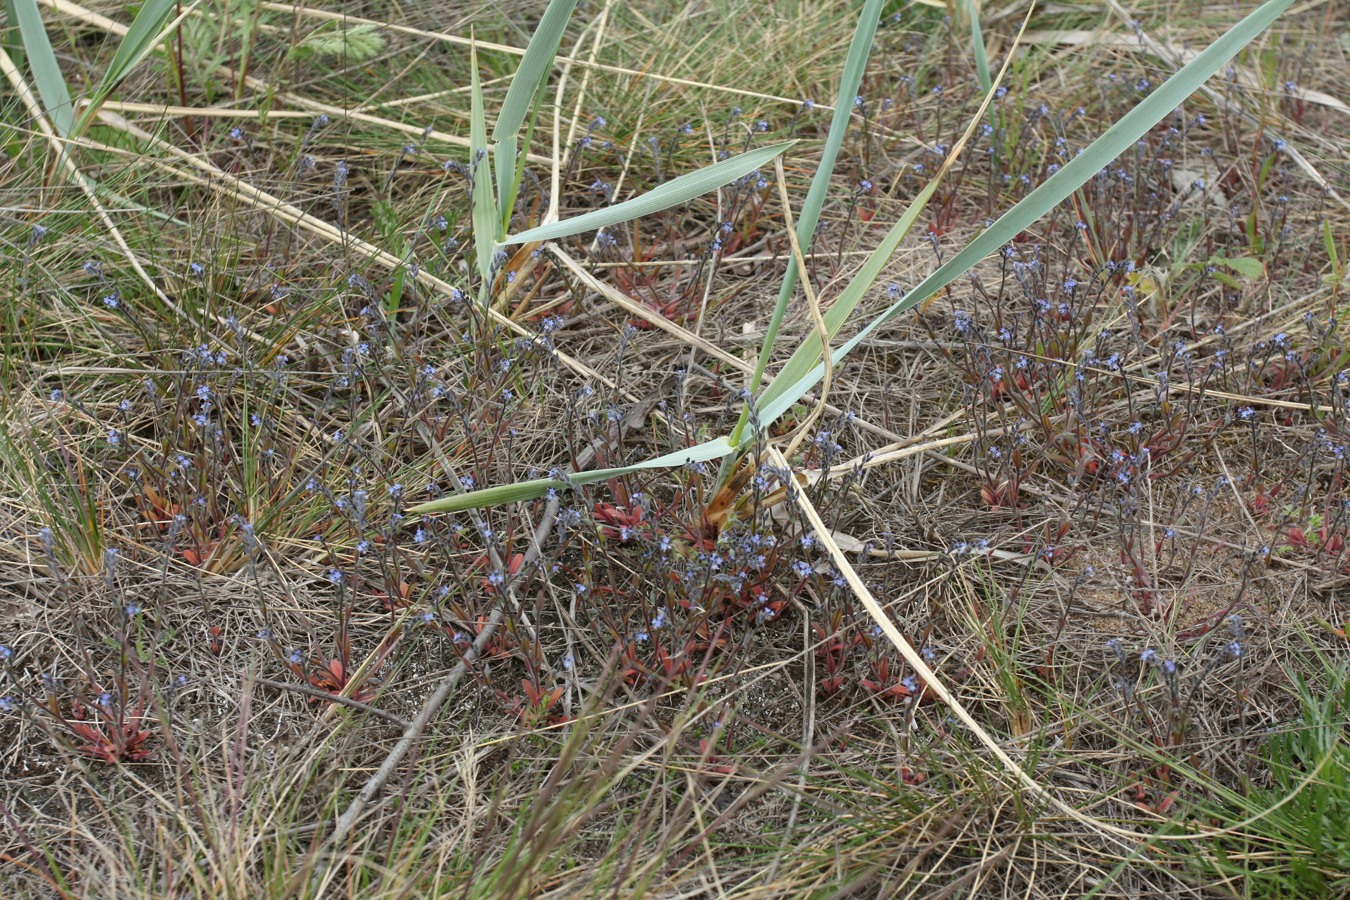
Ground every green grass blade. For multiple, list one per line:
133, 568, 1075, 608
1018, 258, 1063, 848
756, 0, 1294, 429
502, 80, 547, 234
4, 0, 26, 72
495, 141, 516, 227
72, 0, 178, 137
753, 179, 938, 422
11, 0, 73, 136
418, 0, 1292, 516
502, 141, 795, 245
724, 0, 882, 462
408, 437, 736, 514
493, 0, 578, 143
469, 39, 498, 289
494, 0, 578, 207
741, 0, 882, 401
965, 0, 991, 94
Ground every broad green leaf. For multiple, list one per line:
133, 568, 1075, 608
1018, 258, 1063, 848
408, 437, 736, 514
493, 0, 578, 143
1210, 255, 1265, 279
757, 0, 1295, 428
469, 40, 498, 288
494, 0, 579, 208
73, 0, 178, 137
11, 0, 73, 136
502, 141, 795, 245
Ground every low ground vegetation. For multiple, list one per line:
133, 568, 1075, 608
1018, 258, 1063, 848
1, 0, 1348, 895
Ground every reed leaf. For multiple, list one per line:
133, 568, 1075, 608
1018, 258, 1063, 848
469, 39, 498, 289
416, 0, 1293, 514
756, 0, 1293, 428
501, 141, 794, 245
71, 0, 179, 138
10, 0, 72, 135
730, 0, 883, 456
494, 0, 579, 210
